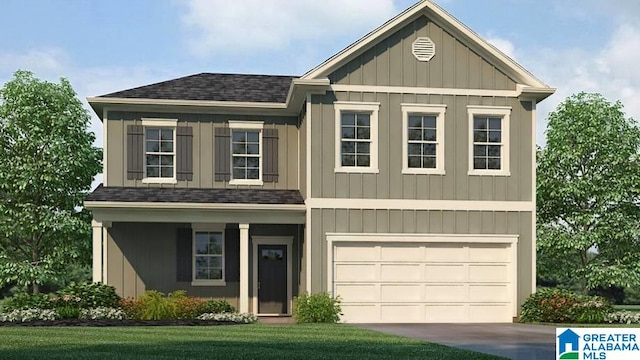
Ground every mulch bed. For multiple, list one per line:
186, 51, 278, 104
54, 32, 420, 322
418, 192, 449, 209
0, 319, 243, 327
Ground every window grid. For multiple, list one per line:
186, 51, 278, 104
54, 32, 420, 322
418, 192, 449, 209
341, 112, 371, 167
194, 231, 224, 281
232, 130, 261, 180
407, 114, 438, 169
473, 116, 502, 170
145, 128, 174, 178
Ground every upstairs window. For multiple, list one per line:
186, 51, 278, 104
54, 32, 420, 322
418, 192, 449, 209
228, 121, 263, 185
402, 104, 446, 175
145, 128, 175, 179
467, 106, 511, 176
334, 102, 380, 173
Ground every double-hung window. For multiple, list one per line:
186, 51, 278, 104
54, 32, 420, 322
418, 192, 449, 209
142, 119, 177, 183
334, 102, 380, 173
401, 104, 446, 174
192, 225, 225, 286
229, 121, 264, 185
467, 106, 511, 176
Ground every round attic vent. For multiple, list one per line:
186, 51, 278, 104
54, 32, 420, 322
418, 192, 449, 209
412, 37, 436, 62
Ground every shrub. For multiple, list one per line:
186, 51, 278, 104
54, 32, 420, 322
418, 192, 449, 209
520, 288, 612, 323
3, 293, 53, 311
0, 309, 58, 322
607, 311, 640, 324
119, 297, 144, 320
138, 290, 176, 320
202, 300, 235, 314
197, 312, 257, 323
292, 293, 341, 323
80, 307, 126, 320
58, 282, 121, 309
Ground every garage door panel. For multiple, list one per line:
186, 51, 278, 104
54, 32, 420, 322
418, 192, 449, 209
335, 244, 377, 261
381, 264, 421, 281
341, 305, 377, 323
469, 264, 508, 282
381, 305, 423, 322
425, 305, 467, 322
380, 245, 423, 261
469, 284, 509, 302
335, 264, 376, 281
469, 244, 510, 262
425, 284, 466, 302
424, 244, 467, 262
335, 284, 378, 302
425, 264, 465, 282
381, 284, 422, 301
333, 240, 514, 324
468, 304, 511, 323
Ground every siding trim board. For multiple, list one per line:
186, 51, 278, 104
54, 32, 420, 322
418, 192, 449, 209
331, 84, 524, 97
307, 198, 534, 212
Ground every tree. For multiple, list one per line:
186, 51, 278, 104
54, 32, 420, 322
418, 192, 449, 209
537, 92, 640, 294
0, 70, 101, 294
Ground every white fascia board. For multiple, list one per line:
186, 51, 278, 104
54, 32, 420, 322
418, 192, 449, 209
84, 201, 305, 212
87, 97, 287, 110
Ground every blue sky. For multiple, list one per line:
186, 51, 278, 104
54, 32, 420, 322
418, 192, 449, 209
1, 0, 639, 154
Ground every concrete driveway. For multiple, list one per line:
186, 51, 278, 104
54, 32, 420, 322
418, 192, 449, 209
355, 323, 555, 359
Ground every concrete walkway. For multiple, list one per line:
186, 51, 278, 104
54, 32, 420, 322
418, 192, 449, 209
355, 323, 555, 359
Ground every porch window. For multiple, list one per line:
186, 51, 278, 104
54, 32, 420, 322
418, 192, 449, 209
193, 231, 224, 282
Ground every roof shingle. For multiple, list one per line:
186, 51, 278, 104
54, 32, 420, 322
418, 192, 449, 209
99, 73, 297, 103
86, 185, 304, 205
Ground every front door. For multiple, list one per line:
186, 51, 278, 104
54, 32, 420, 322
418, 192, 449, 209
257, 244, 287, 314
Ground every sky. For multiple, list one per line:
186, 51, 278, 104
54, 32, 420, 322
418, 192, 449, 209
1, 0, 639, 171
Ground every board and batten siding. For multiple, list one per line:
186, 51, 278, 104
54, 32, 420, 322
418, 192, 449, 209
310, 93, 533, 201
309, 209, 533, 309
329, 15, 517, 90
105, 111, 299, 190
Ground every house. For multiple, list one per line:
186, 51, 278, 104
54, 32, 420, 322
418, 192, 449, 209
85, 0, 554, 323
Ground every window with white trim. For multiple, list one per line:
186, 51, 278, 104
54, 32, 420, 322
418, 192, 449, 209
402, 104, 446, 174
142, 118, 177, 183
334, 102, 380, 173
193, 230, 224, 282
467, 106, 511, 176
229, 121, 263, 185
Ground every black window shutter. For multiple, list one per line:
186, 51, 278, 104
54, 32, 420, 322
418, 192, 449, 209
262, 128, 279, 182
176, 126, 193, 181
176, 227, 192, 282
127, 125, 144, 180
215, 127, 231, 181
225, 228, 240, 282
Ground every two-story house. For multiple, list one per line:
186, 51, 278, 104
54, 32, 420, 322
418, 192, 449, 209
85, 0, 554, 323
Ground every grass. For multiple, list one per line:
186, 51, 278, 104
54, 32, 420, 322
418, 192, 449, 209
613, 305, 640, 312
0, 323, 504, 360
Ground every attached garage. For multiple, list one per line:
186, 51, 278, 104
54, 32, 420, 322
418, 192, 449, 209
327, 234, 518, 323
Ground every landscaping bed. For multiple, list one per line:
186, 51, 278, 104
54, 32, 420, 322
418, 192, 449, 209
0, 319, 242, 327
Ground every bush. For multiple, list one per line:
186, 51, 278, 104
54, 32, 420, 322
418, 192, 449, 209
197, 312, 257, 323
58, 282, 121, 309
138, 290, 176, 320
607, 311, 640, 324
119, 297, 144, 320
80, 307, 126, 320
2, 293, 53, 311
0, 309, 58, 322
520, 288, 612, 323
293, 293, 341, 323
202, 299, 235, 314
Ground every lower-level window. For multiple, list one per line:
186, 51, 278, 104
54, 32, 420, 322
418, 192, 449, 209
193, 231, 224, 281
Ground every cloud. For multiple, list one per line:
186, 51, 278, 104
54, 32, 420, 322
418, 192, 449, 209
178, 0, 397, 57
485, 36, 516, 60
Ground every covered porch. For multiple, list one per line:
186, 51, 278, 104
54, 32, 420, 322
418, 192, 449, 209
85, 186, 306, 315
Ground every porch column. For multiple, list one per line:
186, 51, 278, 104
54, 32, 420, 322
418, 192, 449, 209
91, 220, 103, 283
239, 223, 250, 313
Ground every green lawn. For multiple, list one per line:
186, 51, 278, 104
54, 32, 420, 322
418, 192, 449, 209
613, 305, 640, 312
0, 323, 504, 360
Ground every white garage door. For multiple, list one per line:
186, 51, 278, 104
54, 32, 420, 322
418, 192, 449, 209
332, 240, 515, 323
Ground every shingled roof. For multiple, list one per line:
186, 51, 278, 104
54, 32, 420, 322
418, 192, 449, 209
99, 73, 297, 103
86, 185, 305, 205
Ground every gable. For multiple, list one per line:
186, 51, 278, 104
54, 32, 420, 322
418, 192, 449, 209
329, 15, 517, 91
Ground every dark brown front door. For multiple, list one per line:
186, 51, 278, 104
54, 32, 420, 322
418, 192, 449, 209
258, 244, 287, 314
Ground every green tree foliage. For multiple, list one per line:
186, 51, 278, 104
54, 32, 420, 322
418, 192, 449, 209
537, 92, 640, 293
0, 70, 101, 294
